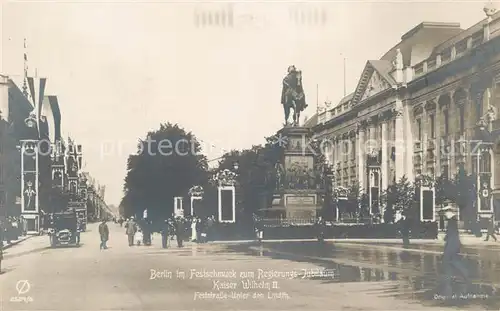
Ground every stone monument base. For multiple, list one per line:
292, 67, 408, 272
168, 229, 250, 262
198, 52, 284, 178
285, 205, 317, 218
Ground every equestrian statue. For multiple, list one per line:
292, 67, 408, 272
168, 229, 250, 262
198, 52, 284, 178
281, 65, 307, 126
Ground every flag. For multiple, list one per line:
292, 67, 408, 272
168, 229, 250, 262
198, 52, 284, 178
24, 53, 27, 61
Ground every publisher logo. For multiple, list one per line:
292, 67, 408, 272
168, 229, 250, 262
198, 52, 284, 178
10, 280, 33, 303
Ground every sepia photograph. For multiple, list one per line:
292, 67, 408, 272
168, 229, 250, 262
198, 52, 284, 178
1, 0, 500, 310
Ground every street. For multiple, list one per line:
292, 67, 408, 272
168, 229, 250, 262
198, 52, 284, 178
0, 223, 499, 310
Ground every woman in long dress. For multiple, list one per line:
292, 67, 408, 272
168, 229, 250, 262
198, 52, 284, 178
191, 218, 197, 242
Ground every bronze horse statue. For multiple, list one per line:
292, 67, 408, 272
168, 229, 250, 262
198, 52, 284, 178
281, 66, 307, 126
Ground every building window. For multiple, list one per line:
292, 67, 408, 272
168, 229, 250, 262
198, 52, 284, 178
417, 119, 422, 141
393, 119, 396, 140
429, 114, 435, 138
460, 105, 465, 133
351, 139, 356, 160
444, 109, 449, 136
442, 165, 449, 179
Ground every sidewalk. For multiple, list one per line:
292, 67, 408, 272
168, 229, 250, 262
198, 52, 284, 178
210, 232, 499, 245
2, 235, 32, 250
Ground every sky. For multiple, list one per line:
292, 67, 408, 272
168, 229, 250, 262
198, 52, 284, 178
0, 0, 490, 206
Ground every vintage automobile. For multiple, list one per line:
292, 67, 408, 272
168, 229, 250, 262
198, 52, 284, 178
47, 210, 80, 247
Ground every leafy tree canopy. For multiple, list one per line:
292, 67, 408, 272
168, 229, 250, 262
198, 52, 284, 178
121, 123, 208, 218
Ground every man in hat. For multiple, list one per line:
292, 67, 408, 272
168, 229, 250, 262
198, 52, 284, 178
484, 218, 497, 242
98, 219, 109, 250
125, 216, 137, 246
161, 219, 170, 248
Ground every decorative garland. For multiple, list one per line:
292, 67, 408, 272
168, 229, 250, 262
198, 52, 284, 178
188, 185, 204, 197
211, 169, 238, 187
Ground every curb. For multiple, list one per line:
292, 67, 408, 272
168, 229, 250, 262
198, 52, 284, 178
2, 236, 32, 251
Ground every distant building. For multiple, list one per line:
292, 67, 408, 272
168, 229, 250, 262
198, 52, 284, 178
309, 7, 500, 222
0, 75, 35, 220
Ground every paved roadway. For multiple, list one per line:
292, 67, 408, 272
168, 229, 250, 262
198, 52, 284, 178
0, 223, 499, 310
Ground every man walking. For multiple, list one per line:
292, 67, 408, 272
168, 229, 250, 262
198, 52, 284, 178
161, 219, 170, 248
76, 219, 82, 245
485, 218, 497, 242
398, 213, 411, 247
126, 217, 137, 246
174, 218, 184, 248
98, 219, 109, 250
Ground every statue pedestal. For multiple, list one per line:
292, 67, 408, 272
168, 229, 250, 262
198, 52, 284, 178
261, 125, 321, 219
284, 190, 318, 218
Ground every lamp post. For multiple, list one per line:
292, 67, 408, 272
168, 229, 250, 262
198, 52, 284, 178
212, 161, 239, 223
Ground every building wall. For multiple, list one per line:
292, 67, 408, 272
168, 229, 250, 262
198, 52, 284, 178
313, 12, 500, 205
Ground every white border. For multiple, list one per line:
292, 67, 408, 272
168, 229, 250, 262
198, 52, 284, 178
20, 141, 39, 214
21, 214, 40, 234
174, 196, 183, 217
190, 196, 202, 216
218, 186, 235, 223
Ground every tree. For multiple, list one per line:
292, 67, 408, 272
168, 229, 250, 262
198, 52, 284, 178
448, 168, 476, 229
213, 140, 280, 220
381, 176, 415, 223
121, 123, 208, 219
435, 175, 454, 207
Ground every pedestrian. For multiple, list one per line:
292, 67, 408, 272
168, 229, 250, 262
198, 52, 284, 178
441, 209, 471, 297
398, 213, 411, 247
76, 219, 82, 245
315, 216, 325, 242
126, 217, 137, 246
191, 218, 197, 242
195, 217, 203, 242
98, 219, 109, 250
253, 214, 263, 243
135, 229, 143, 246
206, 216, 214, 242
144, 220, 152, 246
484, 218, 497, 242
161, 220, 170, 248
174, 218, 184, 248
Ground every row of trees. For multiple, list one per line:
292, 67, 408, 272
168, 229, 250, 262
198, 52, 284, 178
336, 168, 476, 224
121, 122, 477, 225
120, 123, 287, 220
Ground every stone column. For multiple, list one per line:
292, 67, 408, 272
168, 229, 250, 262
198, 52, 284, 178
422, 105, 428, 175
449, 93, 457, 175
394, 106, 405, 181
435, 96, 441, 175
380, 115, 388, 191
357, 123, 366, 191
337, 137, 343, 185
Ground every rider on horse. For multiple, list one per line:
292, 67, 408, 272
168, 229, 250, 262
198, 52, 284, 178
281, 65, 307, 126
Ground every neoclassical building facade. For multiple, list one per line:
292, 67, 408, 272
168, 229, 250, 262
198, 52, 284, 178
309, 6, 500, 221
